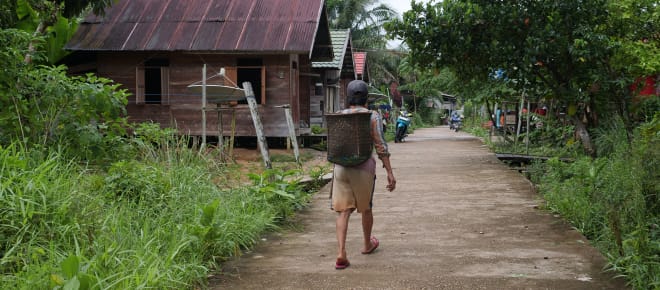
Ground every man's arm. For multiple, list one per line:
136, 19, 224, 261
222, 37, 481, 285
381, 156, 396, 192
370, 111, 396, 191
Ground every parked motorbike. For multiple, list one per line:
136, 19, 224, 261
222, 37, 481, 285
395, 112, 411, 143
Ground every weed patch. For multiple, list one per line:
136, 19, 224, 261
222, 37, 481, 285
0, 139, 316, 289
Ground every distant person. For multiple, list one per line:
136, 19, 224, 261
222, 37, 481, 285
449, 110, 462, 131
331, 80, 396, 270
450, 110, 462, 126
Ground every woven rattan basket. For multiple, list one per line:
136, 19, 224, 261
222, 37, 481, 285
326, 112, 373, 166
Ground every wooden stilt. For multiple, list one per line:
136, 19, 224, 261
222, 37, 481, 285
217, 103, 224, 160
201, 64, 207, 151
229, 107, 236, 160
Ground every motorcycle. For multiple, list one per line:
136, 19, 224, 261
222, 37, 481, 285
395, 112, 411, 143
449, 111, 463, 132
449, 119, 462, 132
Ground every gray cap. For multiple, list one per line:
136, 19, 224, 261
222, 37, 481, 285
347, 80, 368, 98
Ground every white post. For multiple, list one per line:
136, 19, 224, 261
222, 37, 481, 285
243, 82, 272, 169
280, 105, 300, 164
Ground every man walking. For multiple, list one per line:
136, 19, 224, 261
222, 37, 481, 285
331, 80, 396, 270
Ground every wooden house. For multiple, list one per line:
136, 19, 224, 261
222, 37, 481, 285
311, 29, 356, 126
64, 0, 333, 138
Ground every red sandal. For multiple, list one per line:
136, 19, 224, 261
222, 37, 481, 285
335, 258, 350, 270
361, 236, 379, 254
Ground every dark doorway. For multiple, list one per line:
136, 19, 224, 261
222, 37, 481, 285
145, 67, 162, 104
237, 58, 263, 104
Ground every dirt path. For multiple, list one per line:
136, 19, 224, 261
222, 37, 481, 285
211, 127, 628, 289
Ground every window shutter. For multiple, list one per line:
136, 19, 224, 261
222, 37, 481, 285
135, 66, 145, 105
161, 67, 170, 105
224, 67, 238, 87
261, 66, 266, 104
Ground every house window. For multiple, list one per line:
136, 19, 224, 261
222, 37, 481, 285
136, 59, 169, 105
237, 58, 265, 104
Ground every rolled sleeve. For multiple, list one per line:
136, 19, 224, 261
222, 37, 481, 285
370, 111, 390, 159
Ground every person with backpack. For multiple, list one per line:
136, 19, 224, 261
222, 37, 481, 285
330, 80, 396, 270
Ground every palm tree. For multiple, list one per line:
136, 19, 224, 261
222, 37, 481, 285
326, 0, 396, 49
326, 0, 400, 87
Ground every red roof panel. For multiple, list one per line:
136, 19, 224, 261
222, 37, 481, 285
354, 52, 367, 75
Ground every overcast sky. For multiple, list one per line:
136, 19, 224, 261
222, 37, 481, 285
379, 0, 429, 48
381, 0, 413, 15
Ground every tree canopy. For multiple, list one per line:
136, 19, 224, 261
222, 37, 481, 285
326, 0, 402, 87
386, 0, 659, 153
1, 0, 117, 64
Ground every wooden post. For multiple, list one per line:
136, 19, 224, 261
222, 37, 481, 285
229, 107, 236, 159
243, 82, 271, 169
201, 64, 207, 150
277, 104, 300, 165
217, 103, 224, 159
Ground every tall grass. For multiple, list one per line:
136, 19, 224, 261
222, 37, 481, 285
0, 130, 314, 289
528, 114, 660, 289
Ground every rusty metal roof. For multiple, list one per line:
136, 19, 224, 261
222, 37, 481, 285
65, 0, 332, 58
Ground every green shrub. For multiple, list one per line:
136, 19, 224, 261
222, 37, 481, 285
0, 138, 314, 289
0, 29, 130, 163
530, 114, 660, 289
311, 125, 325, 134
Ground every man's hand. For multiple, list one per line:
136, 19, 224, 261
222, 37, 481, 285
386, 173, 396, 192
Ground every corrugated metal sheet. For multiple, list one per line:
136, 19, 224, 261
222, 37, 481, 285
312, 29, 350, 69
354, 52, 367, 76
65, 0, 329, 54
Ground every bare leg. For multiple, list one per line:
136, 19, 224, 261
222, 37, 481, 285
361, 209, 374, 252
336, 209, 352, 260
